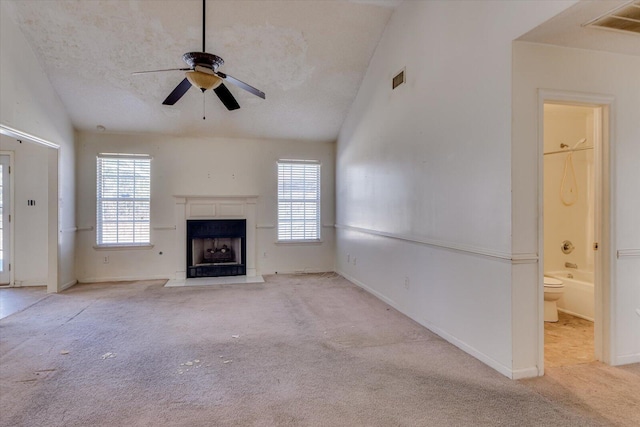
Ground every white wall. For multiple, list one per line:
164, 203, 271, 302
0, 2, 76, 291
513, 42, 640, 366
336, 0, 575, 378
0, 135, 51, 286
75, 132, 335, 282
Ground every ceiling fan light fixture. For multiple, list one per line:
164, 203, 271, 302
185, 70, 222, 91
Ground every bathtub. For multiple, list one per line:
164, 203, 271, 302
545, 270, 594, 321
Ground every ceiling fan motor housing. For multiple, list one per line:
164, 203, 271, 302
183, 52, 224, 71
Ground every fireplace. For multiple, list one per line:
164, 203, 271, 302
186, 219, 246, 277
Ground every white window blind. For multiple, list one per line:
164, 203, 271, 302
278, 160, 321, 241
97, 154, 151, 246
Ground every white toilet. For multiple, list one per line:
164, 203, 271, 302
544, 277, 564, 322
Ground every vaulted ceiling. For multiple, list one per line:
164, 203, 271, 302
3, 0, 638, 143
3, 0, 399, 142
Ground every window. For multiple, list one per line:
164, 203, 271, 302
96, 154, 151, 246
277, 160, 321, 241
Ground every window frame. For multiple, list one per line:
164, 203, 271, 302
95, 153, 152, 248
277, 159, 321, 243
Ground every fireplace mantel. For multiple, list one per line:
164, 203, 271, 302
173, 195, 258, 280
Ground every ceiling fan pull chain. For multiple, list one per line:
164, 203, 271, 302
203, 92, 206, 120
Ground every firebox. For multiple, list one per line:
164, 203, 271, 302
186, 219, 246, 277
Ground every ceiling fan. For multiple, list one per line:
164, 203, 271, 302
133, 0, 265, 112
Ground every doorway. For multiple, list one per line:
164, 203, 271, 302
538, 91, 612, 372
0, 128, 60, 293
0, 153, 12, 285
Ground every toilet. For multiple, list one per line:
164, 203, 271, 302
544, 277, 564, 322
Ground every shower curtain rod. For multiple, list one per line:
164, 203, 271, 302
543, 146, 594, 156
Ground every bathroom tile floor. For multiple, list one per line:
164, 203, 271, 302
545, 311, 595, 368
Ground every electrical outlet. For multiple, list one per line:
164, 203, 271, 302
404, 277, 410, 290
353, 257, 357, 266
263, 251, 267, 258
347, 253, 350, 263
103, 256, 109, 264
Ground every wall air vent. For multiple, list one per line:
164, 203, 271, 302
392, 68, 405, 90
585, 1, 640, 35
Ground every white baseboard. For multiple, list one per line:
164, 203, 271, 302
10, 279, 47, 287
263, 269, 333, 275
60, 280, 77, 291
511, 367, 540, 380
337, 270, 522, 379
615, 353, 640, 365
78, 274, 170, 284
338, 270, 397, 307
557, 308, 594, 322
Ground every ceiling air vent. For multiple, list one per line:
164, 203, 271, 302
586, 1, 640, 35
392, 68, 405, 90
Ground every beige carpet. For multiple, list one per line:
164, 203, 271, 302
0, 274, 636, 426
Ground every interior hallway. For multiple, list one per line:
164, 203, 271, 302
1, 274, 638, 426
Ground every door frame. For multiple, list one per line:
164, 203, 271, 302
537, 89, 615, 374
0, 125, 60, 293
0, 151, 14, 286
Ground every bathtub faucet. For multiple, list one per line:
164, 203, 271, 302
565, 262, 578, 269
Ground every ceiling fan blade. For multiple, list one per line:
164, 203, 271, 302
216, 72, 265, 99
162, 78, 192, 105
132, 68, 191, 75
214, 83, 240, 111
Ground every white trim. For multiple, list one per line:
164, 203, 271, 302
339, 270, 517, 379
0, 124, 60, 149
9, 279, 47, 287
0, 151, 15, 286
79, 274, 170, 284
0, 128, 61, 293
617, 249, 640, 259
97, 153, 152, 160
557, 308, 594, 322
277, 159, 320, 165
96, 155, 151, 246
511, 253, 539, 264
93, 244, 154, 251
277, 161, 321, 241
152, 225, 176, 231
174, 196, 259, 280
336, 224, 534, 263
511, 367, 540, 380
537, 89, 615, 372
76, 226, 94, 232
60, 279, 77, 291
275, 240, 323, 245
174, 194, 259, 201
614, 353, 640, 365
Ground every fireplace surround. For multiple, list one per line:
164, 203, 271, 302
173, 195, 258, 282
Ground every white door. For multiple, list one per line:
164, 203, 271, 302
0, 154, 11, 284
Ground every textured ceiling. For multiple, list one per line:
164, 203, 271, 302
3, 0, 398, 141
6, 1, 637, 143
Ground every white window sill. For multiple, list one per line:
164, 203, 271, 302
93, 244, 154, 251
275, 240, 323, 245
